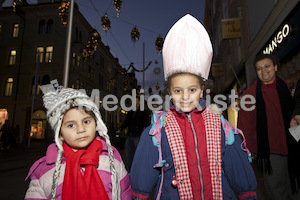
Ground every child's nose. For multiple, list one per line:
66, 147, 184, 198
77, 125, 86, 133
183, 90, 189, 100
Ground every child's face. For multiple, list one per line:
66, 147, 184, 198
170, 74, 203, 113
59, 108, 96, 151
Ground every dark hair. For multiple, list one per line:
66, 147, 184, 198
254, 54, 279, 69
162, 72, 213, 97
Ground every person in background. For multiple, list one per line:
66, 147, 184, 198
290, 78, 300, 127
0, 119, 14, 150
25, 86, 131, 200
118, 96, 150, 171
130, 14, 257, 200
238, 54, 300, 200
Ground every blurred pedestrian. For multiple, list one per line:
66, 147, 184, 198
25, 86, 131, 200
238, 53, 299, 199
0, 119, 13, 150
118, 96, 150, 171
130, 14, 257, 200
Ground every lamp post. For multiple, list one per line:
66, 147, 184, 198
63, 0, 74, 87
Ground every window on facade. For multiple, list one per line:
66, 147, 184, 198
79, 31, 82, 43
99, 74, 103, 87
46, 19, 53, 34
100, 55, 104, 68
91, 67, 94, 80
4, 78, 13, 96
38, 20, 45, 34
36, 47, 44, 63
9, 50, 17, 65
12, 23, 19, 37
76, 79, 80, 89
45, 46, 53, 63
0, 24, 2, 34
77, 55, 80, 67
108, 64, 112, 74
72, 52, 76, 66
81, 81, 84, 89
75, 27, 78, 42
88, 65, 91, 79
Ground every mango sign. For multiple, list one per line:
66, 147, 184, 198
221, 19, 241, 39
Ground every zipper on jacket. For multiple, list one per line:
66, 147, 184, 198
187, 113, 204, 200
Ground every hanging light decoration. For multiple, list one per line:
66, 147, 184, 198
101, 14, 111, 32
90, 29, 101, 47
58, 1, 70, 26
13, 0, 23, 12
131, 26, 140, 42
81, 30, 101, 61
156, 83, 160, 91
155, 36, 164, 54
148, 87, 153, 95
113, 0, 122, 18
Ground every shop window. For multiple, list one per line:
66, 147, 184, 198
4, 78, 13, 96
46, 19, 53, 34
38, 20, 45, 34
45, 46, 53, 63
12, 23, 19, 37
36, 47, 44, 63
9, 50, 17, 65
30, 110, 46, 139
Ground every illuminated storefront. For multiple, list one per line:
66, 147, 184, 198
30, 110, 46, 140
261, 2, 300, 84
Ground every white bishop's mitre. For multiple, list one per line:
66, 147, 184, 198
162, 14, 213, 80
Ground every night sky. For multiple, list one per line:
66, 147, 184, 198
3, 0, 206, 96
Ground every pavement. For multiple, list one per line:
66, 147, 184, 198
0, 141, 50, 200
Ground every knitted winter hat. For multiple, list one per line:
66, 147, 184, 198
162, 14, 213, 80
41, 80, 120, 200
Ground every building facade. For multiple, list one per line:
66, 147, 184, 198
205, 0, 300, 94
0, 0, 136, 143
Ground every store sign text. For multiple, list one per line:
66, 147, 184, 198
263, 24, 291, 54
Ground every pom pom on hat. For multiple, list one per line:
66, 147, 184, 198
162, 14, 213, 79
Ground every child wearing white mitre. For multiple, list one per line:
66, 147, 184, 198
130, 14, 257, 200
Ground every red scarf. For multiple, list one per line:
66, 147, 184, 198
62, 139, 109, 200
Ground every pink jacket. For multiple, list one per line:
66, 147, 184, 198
24, 138, 132, 200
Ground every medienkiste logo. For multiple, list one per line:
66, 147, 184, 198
40, 79, 256, 112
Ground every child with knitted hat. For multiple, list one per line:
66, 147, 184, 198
25, 83, 131, 200
130, 14, 257, 200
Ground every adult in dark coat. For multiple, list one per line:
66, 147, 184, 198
118, 96, 150, 170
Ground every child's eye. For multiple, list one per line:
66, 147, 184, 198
84, 120, 90, 124
68, 124, 75, 128
190, 88, 196, 92
256, 67, 262, 71
174, 89, 181, 93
